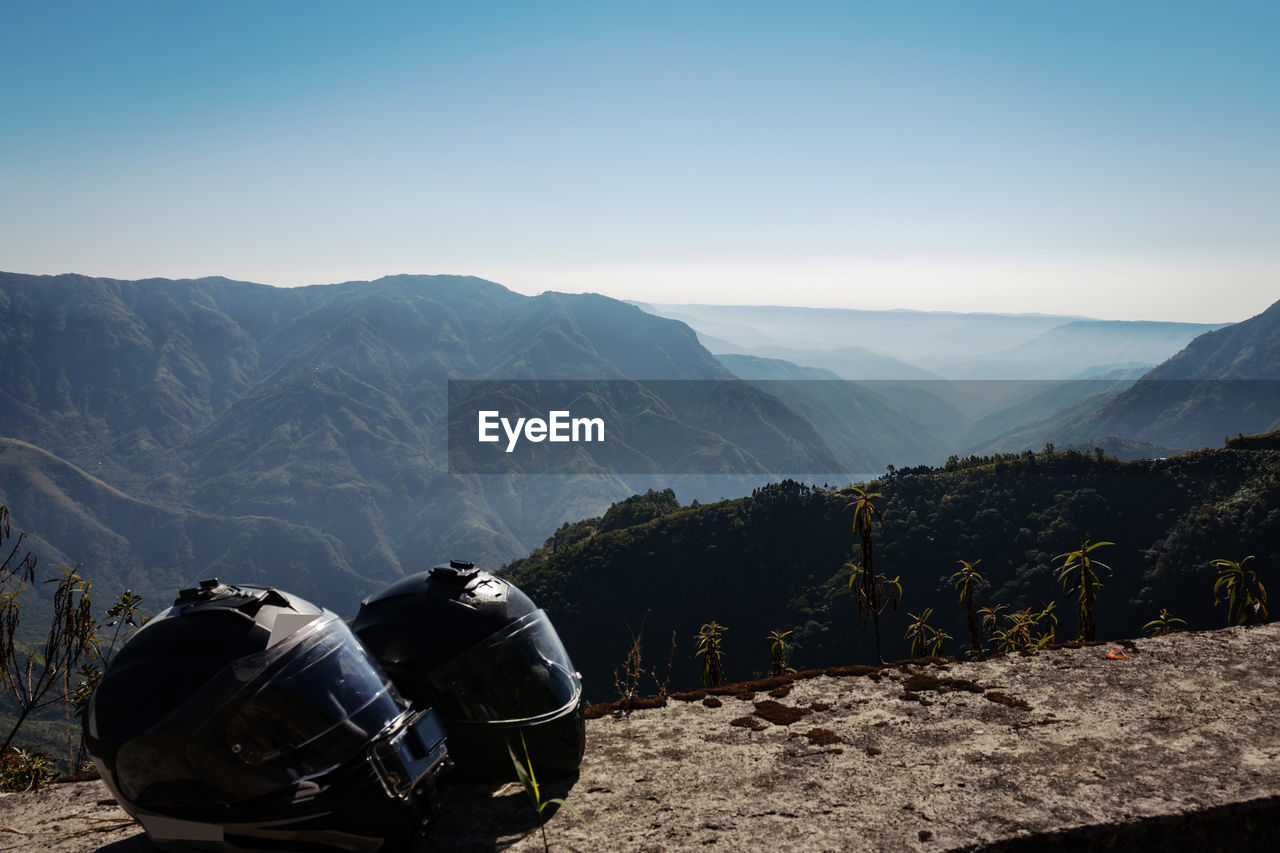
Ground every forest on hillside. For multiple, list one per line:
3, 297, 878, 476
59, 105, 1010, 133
506, 441, 1280, 701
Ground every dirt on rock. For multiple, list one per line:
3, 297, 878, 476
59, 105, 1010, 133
4, 625, 1279, 851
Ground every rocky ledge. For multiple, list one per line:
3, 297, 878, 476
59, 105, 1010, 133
3, 624, 1278, 851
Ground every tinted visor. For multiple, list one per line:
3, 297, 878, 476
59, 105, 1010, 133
221, 618, 401, 771
428, 610, 581, 725
114, 614, 404, 807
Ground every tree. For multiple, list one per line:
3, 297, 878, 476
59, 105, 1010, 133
843, 486, 900, 663
1212, 556, 1268, 627
1, 504, 147, 771
2, 562, 98, 755
950, 559, 986, 659
1054, 539, 1113, 642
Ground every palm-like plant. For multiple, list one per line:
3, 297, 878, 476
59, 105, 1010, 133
1034, 601, 1058, 647
950, 559, 985, 659
988, 603, 1056, 653
843, 486, 899, 663
978, 603, 1006, 637
1054, 539, 1113, 642
904, 608, 949, 657
767, 629, 796, 676
694, 621, 728, 687
1212, 556, 1269, 626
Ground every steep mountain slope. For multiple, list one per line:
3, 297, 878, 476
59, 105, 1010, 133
974, 299, 1280, 453
0, 438, 364, 608
1146, 299, 1280, 379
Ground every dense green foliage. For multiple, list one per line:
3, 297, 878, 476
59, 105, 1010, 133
508, 446, 1280, 701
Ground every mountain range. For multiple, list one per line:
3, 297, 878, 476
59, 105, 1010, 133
0, 270, 1276, 623
1, 272, 770, 608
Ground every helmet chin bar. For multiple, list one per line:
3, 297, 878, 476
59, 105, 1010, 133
368, 707, 451, 814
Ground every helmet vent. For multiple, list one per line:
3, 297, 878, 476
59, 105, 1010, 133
430, 561, 479, 583
174, 580, 270, 615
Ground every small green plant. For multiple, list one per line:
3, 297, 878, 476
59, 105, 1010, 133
903, 608, 949, 657
950, 559, 986, 659
1212, 556, 1269, 626
694, 621, 728, 687
1142, 608, 1187, 636
767, 629, 796, 675
1054, 539, 1113, 641
508, 729, 585, 853
100, 589, 148, 664
1036, 601, 1058, 646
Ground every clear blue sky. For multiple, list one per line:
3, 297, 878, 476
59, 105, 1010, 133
2, 0, 1276, 322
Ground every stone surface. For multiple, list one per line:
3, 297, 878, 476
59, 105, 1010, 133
4, 624, 1278, 851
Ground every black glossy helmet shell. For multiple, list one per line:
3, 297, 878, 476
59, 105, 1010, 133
85, 580, 435, 852
354, 561, 585, 780
87, 580, 327, 769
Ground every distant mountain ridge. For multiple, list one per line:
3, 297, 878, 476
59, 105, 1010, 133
922, 319, 1223, 379
636, 302, 1225, 380
634, 302, 1081, 363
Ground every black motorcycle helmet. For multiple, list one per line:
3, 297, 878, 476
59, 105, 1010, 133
85, 579, 450, 852
353, 561, 585, 782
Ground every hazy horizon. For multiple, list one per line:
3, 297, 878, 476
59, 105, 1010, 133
4, 267, 1265, 326
4, 1, 1276, 325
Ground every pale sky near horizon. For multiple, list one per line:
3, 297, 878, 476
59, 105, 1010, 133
2, 1, 1276, 323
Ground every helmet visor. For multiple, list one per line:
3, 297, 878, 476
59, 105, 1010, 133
427, 609, 581, 726
220, 616, 401, 773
